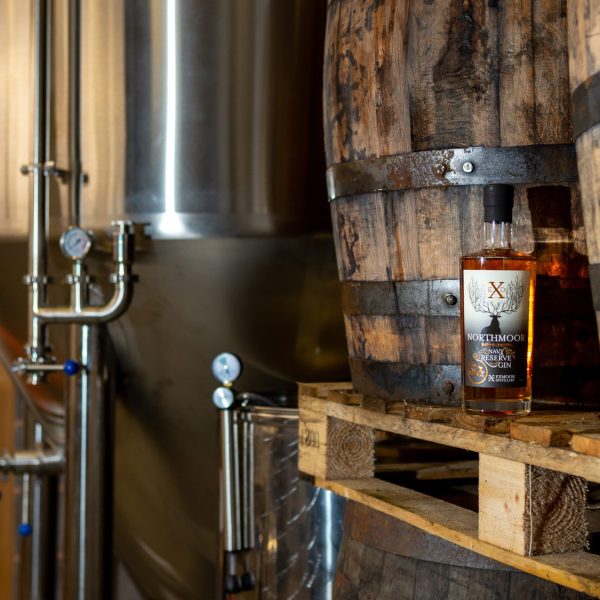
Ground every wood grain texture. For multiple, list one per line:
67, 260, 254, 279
324, 0, 412, 164
479, 455, 587, 556
510, 414, 600, 446
568, 0, 600, 340
573, 130, 600, 262
318, 477, 600, 597
452, 411, 515, 433
299, 391, 600, 482
325, 0, 572, 164
344, 314, 459, 364
415, 459, 479, 480
470, 456, 529, 555
571, 432, 600, 457
335, 537, 517, 600
568, 0, 600, 91
326, 0, 599, 403
405, 405, 457, 422
298, 407, 374, 479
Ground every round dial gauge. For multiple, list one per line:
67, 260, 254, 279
212, 386, 235, 410
60, 227, 93, 260
211, 352, 242, 385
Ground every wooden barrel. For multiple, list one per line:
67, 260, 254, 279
324, 0, 600, 405
568, 1, 600, 345
335, 503, 594, 599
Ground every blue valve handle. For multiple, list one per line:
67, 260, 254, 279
63, 360, 80, 376
18, 523, 32, 537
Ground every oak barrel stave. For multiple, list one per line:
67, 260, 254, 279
325, 0, 600, 404
568, 0, 600, 343
334, 502, 594, 600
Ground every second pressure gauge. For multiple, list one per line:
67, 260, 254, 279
211, 352, 242, 386
60, 227, 93, 260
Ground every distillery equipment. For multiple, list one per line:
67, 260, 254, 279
0, 0, 348, 598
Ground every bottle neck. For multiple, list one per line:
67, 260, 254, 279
484, 221, 512, 249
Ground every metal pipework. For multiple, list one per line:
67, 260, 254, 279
13, 357, 80, 377
68, 0, 82, 226
63, 323, 113, 600
0, 449, 64, 475
18, 419, 59, 600
25, 0, 53, 383
240, 413, 254, 552
34, 221, 136, 324
221, 408, 242, 553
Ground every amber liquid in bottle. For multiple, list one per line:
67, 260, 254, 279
461, 222, 536, 415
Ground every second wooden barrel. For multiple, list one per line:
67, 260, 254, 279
568, 0, 600, 346
324, 0, 600, 404
335, 502, 593, 599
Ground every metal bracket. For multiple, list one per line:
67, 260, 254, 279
326, 144, 578, 201
341, 280, 460, 317
349, 358, 461, 403
65, 273, 93, 285
23, 274, 52, 286
108, 273, 139, 284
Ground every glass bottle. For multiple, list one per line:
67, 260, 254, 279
460, 184, 536, 415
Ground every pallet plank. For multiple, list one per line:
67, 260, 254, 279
452, 411, 515, 434
479, 455, 587, 556
316, 477, 600, 598
299, 393, 600, 483
571, 433, 600, 458
406, 405, 457, 422
298, 407, 374, 479
510, 414, 600, 447
415, 460, 479, 480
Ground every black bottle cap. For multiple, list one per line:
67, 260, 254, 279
483, 184, 514, 223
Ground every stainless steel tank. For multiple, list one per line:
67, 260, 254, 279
247, 403, 345, 600
79, 0, 330, 238
0, 1, 348, 598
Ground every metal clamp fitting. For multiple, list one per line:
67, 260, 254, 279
20, 161, 68, 182
0, 450, 65, 475
22, 274, 52, 286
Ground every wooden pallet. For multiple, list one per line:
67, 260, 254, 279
298, 383, 600, 598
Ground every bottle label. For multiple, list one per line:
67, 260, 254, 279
463, 269, 530, 388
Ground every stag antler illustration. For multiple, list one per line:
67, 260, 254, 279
468, 276, 525, 317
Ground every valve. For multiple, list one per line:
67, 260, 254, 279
18, 523, 33, 538
12, 357, 81, 378
63, 359, 80, 376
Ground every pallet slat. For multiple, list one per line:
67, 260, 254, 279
479, 455, 587, 556
510, 414, 600, 447
299, 384, 600, 597
316, 477, 600, 598
299, 388, 600, 483
572, 433, 600, 457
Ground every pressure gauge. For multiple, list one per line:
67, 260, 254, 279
212, 386, 235, 410
211, 352, 242, 385
60, 227, 93, 260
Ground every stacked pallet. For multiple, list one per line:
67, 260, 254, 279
298, 383, 600, 598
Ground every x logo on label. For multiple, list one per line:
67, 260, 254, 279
488, 281, 505, 299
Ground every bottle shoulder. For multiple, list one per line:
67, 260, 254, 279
461, 249, 536, 272
462, 248, 535, 261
